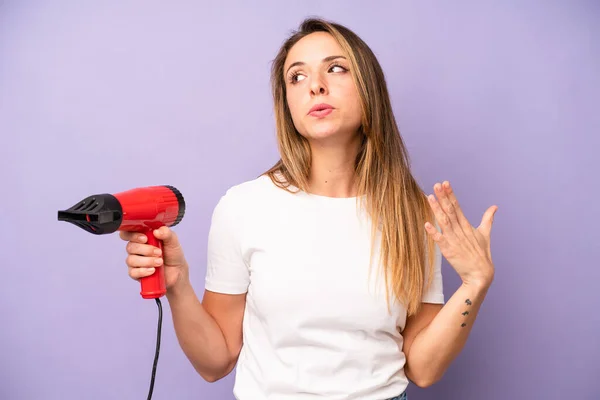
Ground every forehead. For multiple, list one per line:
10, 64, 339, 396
284, 32, 344, 69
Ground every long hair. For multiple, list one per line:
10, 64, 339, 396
263, 17, 436, 317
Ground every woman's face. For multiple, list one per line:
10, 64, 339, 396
284, 32, 362, 145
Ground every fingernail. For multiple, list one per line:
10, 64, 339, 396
138, 235, 146, 242
154, 249, 161, 256
155, 258, 162, 265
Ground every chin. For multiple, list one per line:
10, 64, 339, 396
311, 127, 339, 138
305, 129, 340, 142
303, 120, 341, 137
296, 115, 360, 143
306, 130, 356, 146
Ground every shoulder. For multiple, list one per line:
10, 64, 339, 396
221, 174, 277, 201
215, 174, 285, 214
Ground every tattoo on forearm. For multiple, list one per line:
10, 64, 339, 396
460, 299, 472, 327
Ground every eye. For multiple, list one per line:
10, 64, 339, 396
289, 71, 306, 84
329, 64, 348, 73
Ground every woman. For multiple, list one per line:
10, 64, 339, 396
121, 18, 497, 400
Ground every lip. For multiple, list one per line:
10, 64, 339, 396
308, 103, 334, 115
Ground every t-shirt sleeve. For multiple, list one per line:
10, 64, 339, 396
421, 234, 445, 304
204, 189, 250, 294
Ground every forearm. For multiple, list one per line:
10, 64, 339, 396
165, 278, 231, 381
405, 279, 491, 386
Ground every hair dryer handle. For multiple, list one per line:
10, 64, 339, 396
140, 229, 167, 299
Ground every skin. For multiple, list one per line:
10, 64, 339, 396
119, 31, 498, 387
285, 31, 363, 198
402, 182, 497, 386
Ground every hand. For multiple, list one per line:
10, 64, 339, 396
120, 226, 189, 292
425, 181, 498, 287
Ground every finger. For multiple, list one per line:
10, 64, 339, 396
478, 205, 498, 237
153, 226, 171, 240
129, 266, 156, 280
424, 221, 441, 241
428, 192, 453, 235
126, 241, 162, 257
425, 222, 448, 250
443, 181, 473, 234
434, 182, 459, 229
120, 231, 148, 243
119, 231, 135, 241
153, 226, 179, 247
126, 254, 163, 269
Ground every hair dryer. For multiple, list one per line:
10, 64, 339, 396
57, 185, 185, 399
57, 185, 186, 299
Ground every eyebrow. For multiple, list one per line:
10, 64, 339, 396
285, 55, 347, 75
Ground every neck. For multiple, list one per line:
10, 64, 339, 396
307, 134, 361, 198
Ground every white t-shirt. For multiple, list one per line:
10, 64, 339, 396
204, 174, 445, 400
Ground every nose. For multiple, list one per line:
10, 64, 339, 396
310, 75, 328, 96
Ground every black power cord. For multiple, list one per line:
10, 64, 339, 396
147, 297, 163, 400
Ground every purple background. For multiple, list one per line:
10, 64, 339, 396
1, 1, 598, 399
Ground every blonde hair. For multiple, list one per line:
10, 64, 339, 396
263, 18, 436, 316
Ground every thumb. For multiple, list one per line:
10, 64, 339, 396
153, 226, 179, 247
478, 205, 498, 237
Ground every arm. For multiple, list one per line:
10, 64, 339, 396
166, 278, 246, 382
403, 180, 497, 387
402, 279, 491, 387
167, 187, 250, 381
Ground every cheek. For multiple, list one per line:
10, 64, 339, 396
338, 84, 362, 119
286, 91, 303, 123
334, 79, 359, 105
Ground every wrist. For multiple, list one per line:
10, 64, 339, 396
461, 262, 494, 288
461, 273, 493, 291
166, 275, 193, 301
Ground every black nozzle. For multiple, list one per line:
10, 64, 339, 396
164, 185, 186, 227
57, 193, 123, 235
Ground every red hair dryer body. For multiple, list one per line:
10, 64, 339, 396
57, 185, 185, 299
